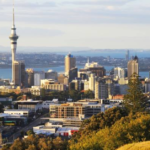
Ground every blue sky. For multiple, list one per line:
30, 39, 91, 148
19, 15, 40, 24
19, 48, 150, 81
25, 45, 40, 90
0, 0, 150, 50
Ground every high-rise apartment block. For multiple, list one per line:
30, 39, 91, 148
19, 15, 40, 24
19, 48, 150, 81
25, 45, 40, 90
95, 79, 114, 99
126, 50, 129, 61
13, 61, 25, 86
114, 67, 125, 79
65, 54, 76, 75
34, 72, 45, 86
26, 69, 34, 87
127, 56, 139, 79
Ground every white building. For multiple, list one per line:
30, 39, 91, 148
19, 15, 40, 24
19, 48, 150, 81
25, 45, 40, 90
30, 86, 41, 96
84, 80, 89, 91
145, 78, 150, 93
114, 67, 125, 79
34, 72, 45, 86
95, 81, 114, 99
89, 74, 95, 92
16, 99, 43, 112
42, 101, 58, 109
41, 79, 55, 86
4, 109, 30, 117
33, 122, 79, 137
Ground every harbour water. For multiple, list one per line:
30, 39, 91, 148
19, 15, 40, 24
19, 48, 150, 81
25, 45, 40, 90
0, 65, 149, 79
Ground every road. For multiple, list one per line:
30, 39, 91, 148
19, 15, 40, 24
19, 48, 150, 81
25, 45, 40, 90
8, 114, 49, 142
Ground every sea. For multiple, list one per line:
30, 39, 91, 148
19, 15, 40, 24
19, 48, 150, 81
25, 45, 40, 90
0, 51, 149, 79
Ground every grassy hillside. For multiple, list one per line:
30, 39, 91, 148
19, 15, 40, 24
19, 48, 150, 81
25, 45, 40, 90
117, 141, 150, 150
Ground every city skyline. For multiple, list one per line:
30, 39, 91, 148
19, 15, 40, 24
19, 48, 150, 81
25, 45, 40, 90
0, 0, 150, 50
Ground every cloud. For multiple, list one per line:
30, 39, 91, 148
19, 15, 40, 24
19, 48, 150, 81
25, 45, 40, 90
0, 27, 63, 37
0, 0, 150, 25
61, 0, 136, 6
0, 0, 56, 8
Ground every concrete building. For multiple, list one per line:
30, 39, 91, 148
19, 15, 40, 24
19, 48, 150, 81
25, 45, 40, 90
84, 80, 89, 91
95, 80, 114, 99
42, 101, 58, 109
69, 78, 84, 91
13, 61, 26, 87
114, 67, 125, 79
26, 68, 34, 87
89, 74, 96, 92
126, 50, 130, 62
145, 78, 150, 93
50, 101, 102, 119
41, 79, 55, 86
33, 122, 79, 136
80, 61, 106, 78
44, 84, 67, 91
45, 70, 58, 80
34, 72, 45, 86
68, 68, 78, 83
15, 99, 43, 112
58, 74, 65, 84
118, 78, 128, 85
30, 86, 41, 96
65, 54, 76, 75
128, 56, 139, 79
4, 109, 30, 117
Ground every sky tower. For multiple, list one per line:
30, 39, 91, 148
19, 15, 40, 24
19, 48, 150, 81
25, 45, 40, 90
9, 0, 19, 82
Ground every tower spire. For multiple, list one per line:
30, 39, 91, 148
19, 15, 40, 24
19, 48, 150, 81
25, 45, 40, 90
13, 0, 15, 27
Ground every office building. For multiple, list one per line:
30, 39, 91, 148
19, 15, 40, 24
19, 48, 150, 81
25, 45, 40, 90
145, 78, 150, 93
126, 50, 130, 62
45, 70, 58, 80
4, 109, 30, 117
15, 99, 43, 112
69, 79, 84, 91
127, 56, 139, 79
65, 54, 76, 75
26, 69, 34, 87
68, 68, 78, 83
50, 101, 101, 118
13, 61, 25, 86
34, 71, 45, 86
80, 61, 106, 77
58, 74, 69, 85
89, 74, 96, 92
95, 79, 114, 99
44, 83, 67, 91
114, 67, 125, 79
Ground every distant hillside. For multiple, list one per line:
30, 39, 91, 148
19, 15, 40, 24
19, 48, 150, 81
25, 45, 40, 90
117, 141, 150, 150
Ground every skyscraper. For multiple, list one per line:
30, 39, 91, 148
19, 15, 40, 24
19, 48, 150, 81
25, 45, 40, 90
127, 56, 139, 79
126, 50, 130, 62
26, 69, 34, 87
114, 67, 125, 79
9, 2, 19, 83
13, 61, 25, 86
65, 54, 76, 75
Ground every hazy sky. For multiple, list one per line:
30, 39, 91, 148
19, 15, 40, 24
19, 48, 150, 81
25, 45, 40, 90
0, 0, 150, 50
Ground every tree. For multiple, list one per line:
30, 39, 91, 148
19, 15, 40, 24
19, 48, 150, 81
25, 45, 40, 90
41, 88, 46, 99
69, 113, 150, 150
123, 73, 148, 114
27, 130, 34, 136
84, 90, 94, 99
